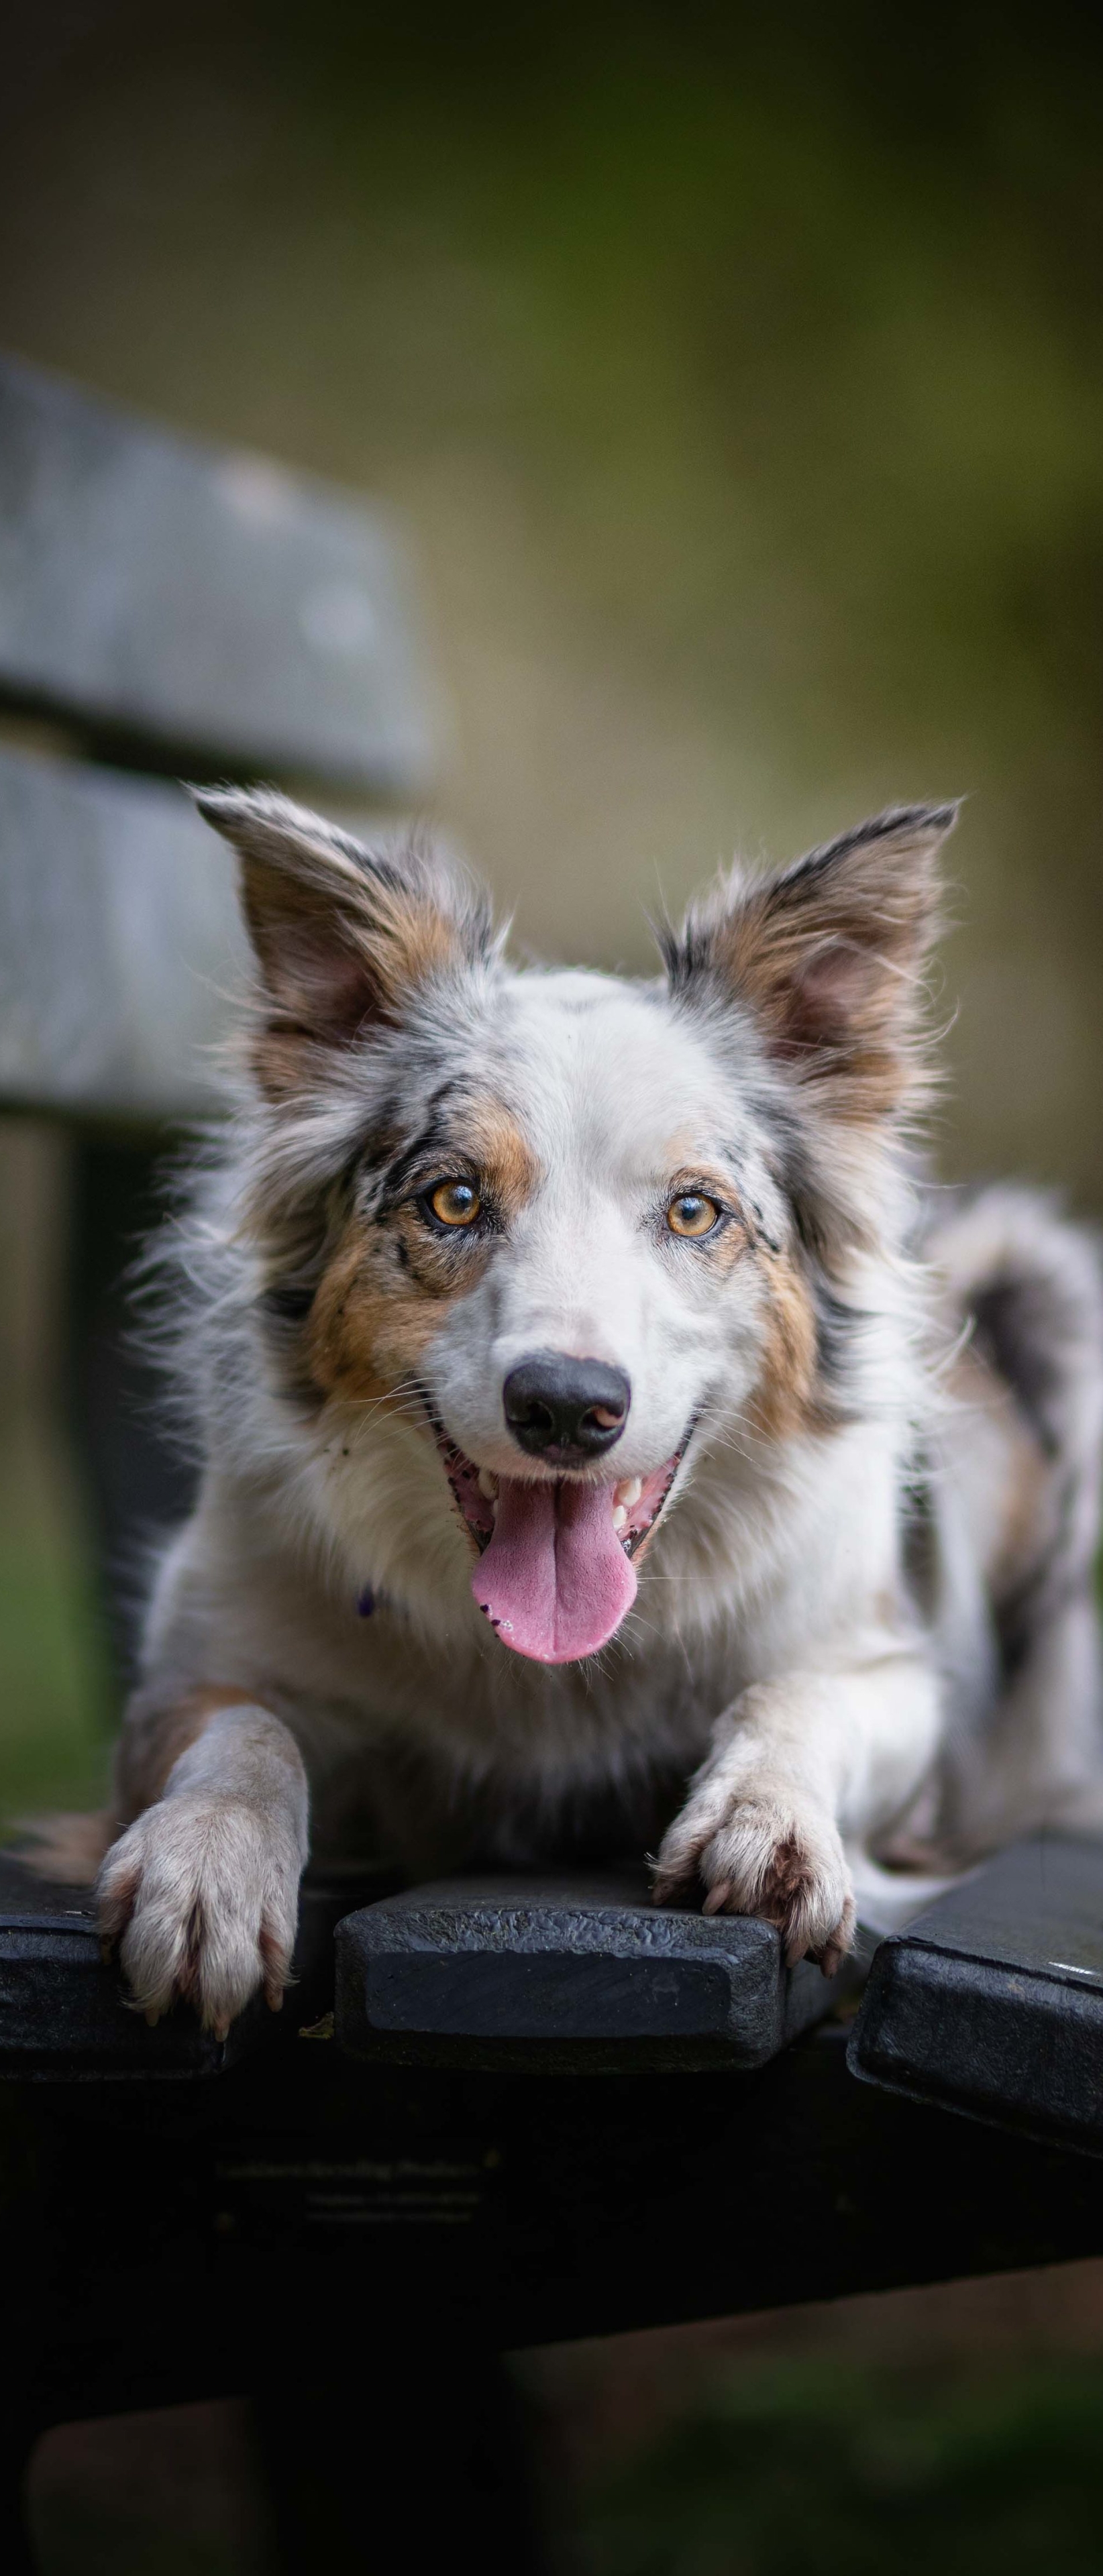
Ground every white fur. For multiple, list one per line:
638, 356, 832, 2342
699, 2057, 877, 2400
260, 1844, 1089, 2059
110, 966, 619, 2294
99, 1707, 308, 2035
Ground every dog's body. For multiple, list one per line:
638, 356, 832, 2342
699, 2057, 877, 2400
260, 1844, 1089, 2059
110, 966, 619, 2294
87, 793, 1103, 2034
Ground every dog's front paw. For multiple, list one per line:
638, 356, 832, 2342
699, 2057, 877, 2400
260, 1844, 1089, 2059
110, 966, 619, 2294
97, 1797, 301, 2037
652, 1778, 855, 1974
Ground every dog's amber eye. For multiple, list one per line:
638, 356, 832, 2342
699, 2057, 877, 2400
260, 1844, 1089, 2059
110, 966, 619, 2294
667, 1193, 721, 1238
429, 1179, 481, 1228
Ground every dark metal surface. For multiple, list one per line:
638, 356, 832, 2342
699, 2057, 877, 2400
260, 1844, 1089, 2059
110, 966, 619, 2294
849, 1833, 1103, 2153
337, 1870, 846, 2070
0, 352, 434, 793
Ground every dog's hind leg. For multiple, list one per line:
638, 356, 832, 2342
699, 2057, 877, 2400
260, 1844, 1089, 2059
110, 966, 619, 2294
97, 1692, 309, 2036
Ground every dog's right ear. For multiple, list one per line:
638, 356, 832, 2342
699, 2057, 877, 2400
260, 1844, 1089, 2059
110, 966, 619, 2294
660, 803, 956, 1128
193, 788, 494, 1097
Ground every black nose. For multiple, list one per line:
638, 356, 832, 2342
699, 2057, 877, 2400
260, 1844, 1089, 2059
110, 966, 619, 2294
503, 1354, 631, 1465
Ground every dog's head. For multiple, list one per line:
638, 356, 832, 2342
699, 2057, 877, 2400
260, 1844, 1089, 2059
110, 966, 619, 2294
196, 788, 955, 1664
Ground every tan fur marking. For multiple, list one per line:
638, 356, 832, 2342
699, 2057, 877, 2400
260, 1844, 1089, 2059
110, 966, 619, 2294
307, 1095, 540, 1404
694, 814, 948, 1129
116, 1686, 260, 1821
17, 1809, 116, 1888
371, 881, 472, 1004
307, 1222, 473, 1405
660, 1130, 705, 1167
462, 1099, 542, 1218
747, 1250, 821, 1440
722, 900, 918, 1124
21, 1688, 266, 1886
246, 862, 481, 1100
252, 1027, 323, 1104
947, 1346, 1057, 1603
996, 1434, 1056, 1599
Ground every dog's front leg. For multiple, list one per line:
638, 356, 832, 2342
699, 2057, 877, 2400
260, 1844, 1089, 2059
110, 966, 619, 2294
97, 1703, 309, 2037
652, 1656, 939, 1972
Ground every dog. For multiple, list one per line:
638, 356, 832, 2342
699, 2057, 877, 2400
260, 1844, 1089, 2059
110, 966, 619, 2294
72, 790, 1103, 2035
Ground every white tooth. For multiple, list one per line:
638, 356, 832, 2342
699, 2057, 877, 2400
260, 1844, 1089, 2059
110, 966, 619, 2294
612, 1504, 628, 1532
478, 1468, 498, 1500
491, 1497, 498, 1518
615, 1477, 643, 1509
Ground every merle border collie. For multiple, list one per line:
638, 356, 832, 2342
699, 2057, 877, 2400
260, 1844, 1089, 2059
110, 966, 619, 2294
48, 790, 1103, 2035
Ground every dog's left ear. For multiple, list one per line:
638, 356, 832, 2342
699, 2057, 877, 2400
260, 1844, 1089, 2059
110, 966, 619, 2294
662, 803, 957, 1122
193, 788, 494, 1098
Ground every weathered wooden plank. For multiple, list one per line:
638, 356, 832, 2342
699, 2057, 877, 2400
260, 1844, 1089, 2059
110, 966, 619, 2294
0, 353, 436, 792
849, 1834, 1103, 2155
0, 746, 246, 1120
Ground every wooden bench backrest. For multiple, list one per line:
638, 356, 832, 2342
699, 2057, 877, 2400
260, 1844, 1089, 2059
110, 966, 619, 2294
0, 352, 436, 1124
0, 353, 438, 1686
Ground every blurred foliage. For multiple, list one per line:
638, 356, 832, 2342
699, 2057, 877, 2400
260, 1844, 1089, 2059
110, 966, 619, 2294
0, 1126, 111, 1822
25, 2353, 1103, 2571
3, 1, 1103, 1189
576, 2357, 1103, 2576
0, 1432, 111, 1823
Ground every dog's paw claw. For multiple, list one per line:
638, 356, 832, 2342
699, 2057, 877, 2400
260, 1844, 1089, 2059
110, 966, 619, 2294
655, 1780, 855, 1973
649, 1866, 690, 1908
97, 1799, 299, 2037
807, 1894, 857, 1978
701, 1879, 733, 1917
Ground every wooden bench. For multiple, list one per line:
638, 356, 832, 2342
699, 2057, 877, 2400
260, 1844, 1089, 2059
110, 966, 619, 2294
2, 350, 1103, 2574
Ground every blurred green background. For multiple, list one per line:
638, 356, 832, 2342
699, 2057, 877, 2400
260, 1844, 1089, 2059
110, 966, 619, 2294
4, 5, 1103, 2567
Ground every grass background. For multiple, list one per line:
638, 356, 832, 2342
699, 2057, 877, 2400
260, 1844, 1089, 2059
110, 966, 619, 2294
576, 2362, 1103, 2576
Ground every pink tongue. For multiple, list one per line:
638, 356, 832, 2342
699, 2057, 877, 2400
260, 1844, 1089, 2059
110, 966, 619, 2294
472, 1477, 637, 1663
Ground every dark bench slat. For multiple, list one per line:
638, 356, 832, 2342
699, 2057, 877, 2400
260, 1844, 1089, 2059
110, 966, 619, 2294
0, 1854, 252, 2078
848, 1833, 1103, 2154
0, 353, 434, 792
8, 2027, 1103, 2432
0, 1851, 842, 2080
0, 745, 244, 1120
335, 1870, 847, 2070
0, 1851, 398, 2078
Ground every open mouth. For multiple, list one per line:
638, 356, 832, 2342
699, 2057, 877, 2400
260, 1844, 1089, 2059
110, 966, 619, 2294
433, 1426, 687, 1666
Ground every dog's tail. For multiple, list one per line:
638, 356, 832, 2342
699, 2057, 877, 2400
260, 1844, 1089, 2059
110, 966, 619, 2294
925, 1184, 1103, 1847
